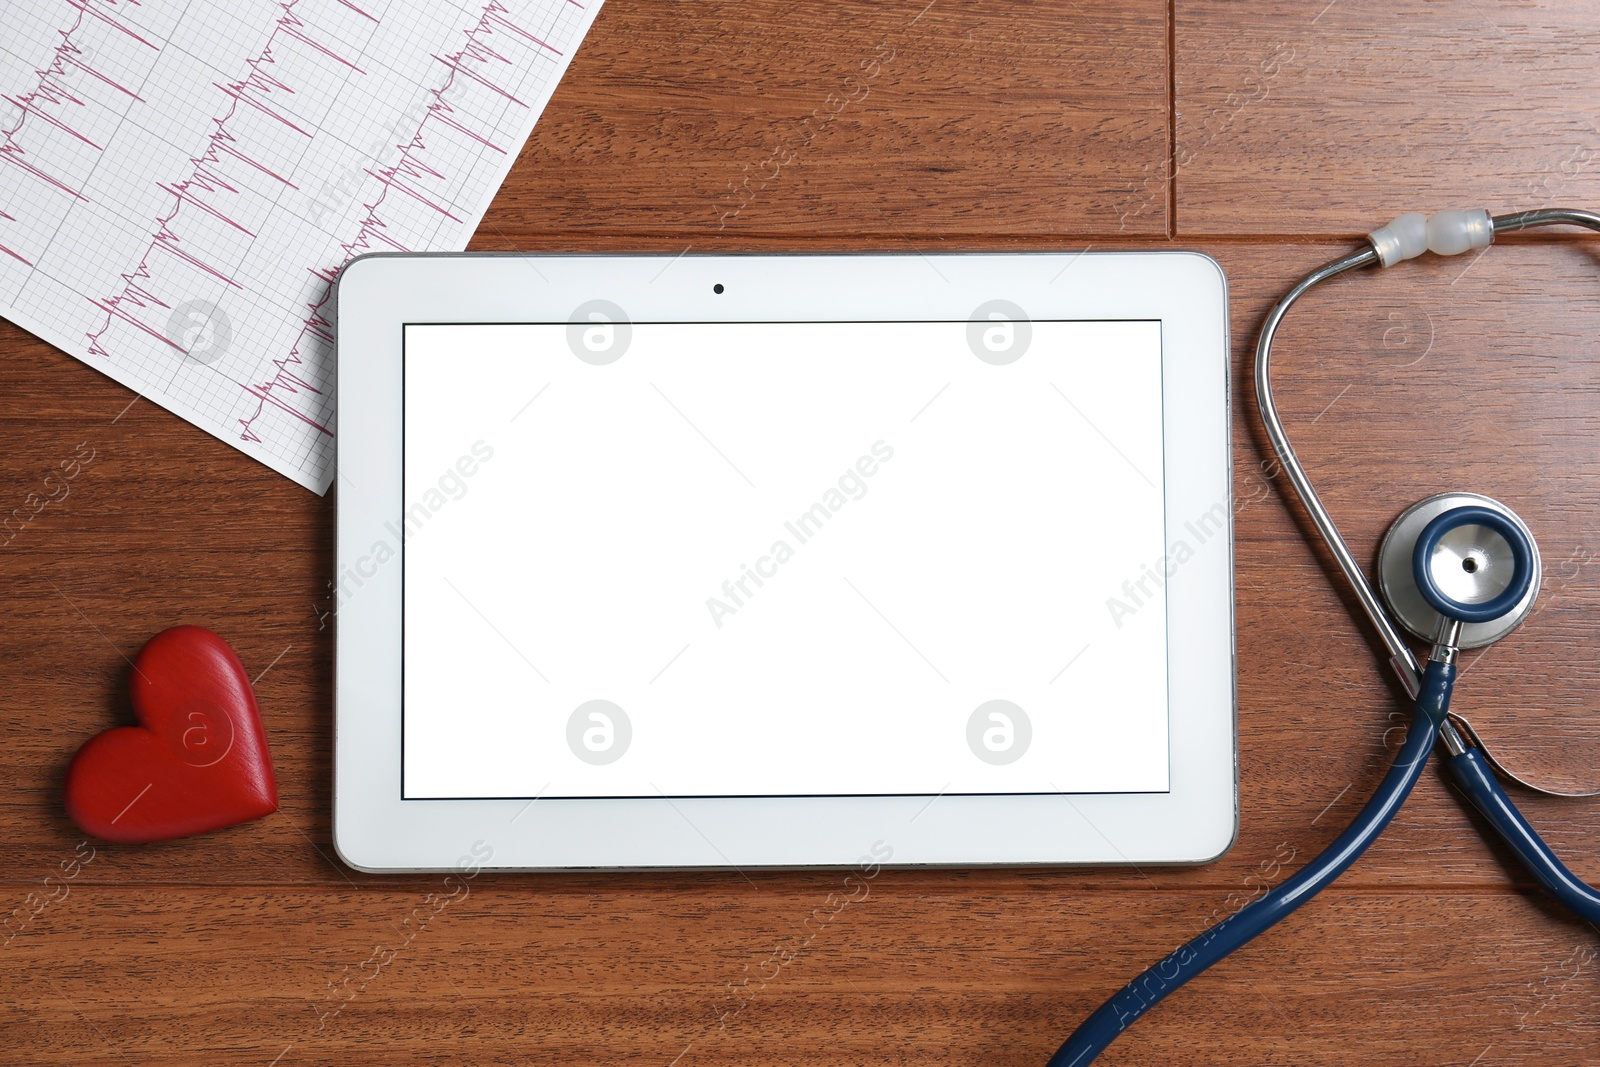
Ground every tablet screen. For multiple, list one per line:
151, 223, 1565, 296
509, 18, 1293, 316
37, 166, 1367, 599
397, 318, 1174, 799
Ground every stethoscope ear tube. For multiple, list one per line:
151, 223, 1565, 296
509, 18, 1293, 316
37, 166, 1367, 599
1444, 748, 1600, 925
1254, 207, 1600, 696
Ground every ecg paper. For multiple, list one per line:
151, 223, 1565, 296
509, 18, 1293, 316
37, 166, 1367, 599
0, 0, 604, 492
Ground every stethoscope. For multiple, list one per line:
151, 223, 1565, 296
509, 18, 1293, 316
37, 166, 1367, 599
1049, 207, 1600, 1067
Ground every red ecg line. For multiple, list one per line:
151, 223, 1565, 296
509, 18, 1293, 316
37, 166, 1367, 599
83, 0, 367, 443
4, 0, 568, 465
0, 0, 152, 265
229, 0, 565, 446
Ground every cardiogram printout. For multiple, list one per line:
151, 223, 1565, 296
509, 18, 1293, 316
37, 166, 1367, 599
1, 0, 604, 492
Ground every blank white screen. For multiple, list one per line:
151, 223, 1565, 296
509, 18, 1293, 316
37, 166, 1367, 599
399, 320, 1170, 798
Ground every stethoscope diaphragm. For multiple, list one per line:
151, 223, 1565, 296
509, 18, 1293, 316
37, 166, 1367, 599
1377, 492, 1541, 648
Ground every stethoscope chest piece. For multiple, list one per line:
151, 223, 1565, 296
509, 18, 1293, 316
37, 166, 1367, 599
1378, 492, 1541, 647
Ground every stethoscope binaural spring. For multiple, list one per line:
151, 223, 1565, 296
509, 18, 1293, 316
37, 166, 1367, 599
1048, 207, 1600, 1067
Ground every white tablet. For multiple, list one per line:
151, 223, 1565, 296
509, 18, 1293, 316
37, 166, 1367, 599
333, 252, 1234, 871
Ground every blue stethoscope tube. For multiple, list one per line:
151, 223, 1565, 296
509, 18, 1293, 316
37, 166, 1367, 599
1048, 495, 1599, 1064
1046, 659, 1456, 1067
1444, 747, 1600, 926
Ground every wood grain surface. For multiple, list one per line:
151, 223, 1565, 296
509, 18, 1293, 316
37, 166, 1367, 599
4, 0, 1600, 1064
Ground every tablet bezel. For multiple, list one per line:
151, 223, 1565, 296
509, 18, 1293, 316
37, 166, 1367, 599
333, 251, 1234, 871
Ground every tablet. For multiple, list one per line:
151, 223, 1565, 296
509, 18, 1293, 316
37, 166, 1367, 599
333, 251, 1234, 871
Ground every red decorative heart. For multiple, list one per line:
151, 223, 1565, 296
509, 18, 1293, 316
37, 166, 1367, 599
64, 626, 278, 843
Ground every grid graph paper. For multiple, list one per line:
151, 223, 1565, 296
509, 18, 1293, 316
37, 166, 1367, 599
0, 0, 604, 492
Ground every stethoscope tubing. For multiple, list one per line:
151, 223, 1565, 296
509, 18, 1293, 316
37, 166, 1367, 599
1444, 747, 1600, 927
1046, 660, 1455, 1067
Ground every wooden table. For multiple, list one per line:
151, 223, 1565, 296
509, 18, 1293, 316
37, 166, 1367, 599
5, 1, 1600, 1063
